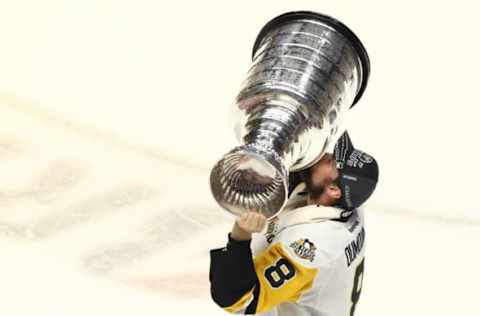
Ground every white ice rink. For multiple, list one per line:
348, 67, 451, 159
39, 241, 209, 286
1, 1, 479, 315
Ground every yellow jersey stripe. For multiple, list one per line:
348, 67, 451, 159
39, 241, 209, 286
224, 287, 255, 313
253, 242, 318, 313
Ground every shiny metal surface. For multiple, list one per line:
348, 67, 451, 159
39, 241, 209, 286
210, 11, 370, 218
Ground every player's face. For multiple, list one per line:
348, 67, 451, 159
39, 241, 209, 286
306, 153, 340, 203
310, 153, 339, 189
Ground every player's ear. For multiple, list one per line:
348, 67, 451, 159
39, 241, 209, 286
328, 184, 342, 200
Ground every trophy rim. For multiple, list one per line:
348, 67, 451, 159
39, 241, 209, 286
251, 10, 370, 108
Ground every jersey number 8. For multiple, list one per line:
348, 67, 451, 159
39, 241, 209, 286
264, 258, 296, 288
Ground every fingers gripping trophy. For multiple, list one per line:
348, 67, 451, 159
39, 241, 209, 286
210, 11, 370, 219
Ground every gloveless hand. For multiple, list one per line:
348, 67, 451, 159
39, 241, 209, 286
230, 212, 267, 241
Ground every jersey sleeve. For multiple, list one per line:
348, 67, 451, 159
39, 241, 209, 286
210, 226, 334, 314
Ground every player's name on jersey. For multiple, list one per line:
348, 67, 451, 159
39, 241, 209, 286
345, 227, 365, 267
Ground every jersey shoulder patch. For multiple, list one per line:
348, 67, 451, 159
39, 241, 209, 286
289, 238, 317, 263
278, 221, 348, 268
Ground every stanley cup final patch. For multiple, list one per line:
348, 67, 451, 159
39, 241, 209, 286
289, 238, 317, 262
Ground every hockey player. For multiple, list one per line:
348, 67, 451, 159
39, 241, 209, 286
209, 131, 379, 316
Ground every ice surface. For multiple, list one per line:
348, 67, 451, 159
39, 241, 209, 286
0, 99, 478, 315
0, 104, 233, 315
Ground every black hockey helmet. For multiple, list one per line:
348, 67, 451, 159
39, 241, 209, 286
333, 132, 379, 212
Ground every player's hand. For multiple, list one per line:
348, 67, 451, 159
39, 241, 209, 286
237, 212, 267, 233
230, 212, 267, 241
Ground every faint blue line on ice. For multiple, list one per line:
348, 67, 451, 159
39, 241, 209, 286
0, 92, 209, 174
1, 92, 479, 227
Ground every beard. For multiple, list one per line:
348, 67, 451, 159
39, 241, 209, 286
307, 184, 325, 200
302, 171, 325, 199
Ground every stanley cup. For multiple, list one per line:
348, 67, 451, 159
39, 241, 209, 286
210, 11, 370, 219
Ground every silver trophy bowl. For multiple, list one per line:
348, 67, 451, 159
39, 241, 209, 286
210, 11, 370, 218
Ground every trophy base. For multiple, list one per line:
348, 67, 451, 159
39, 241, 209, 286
251, 10, 370, 107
